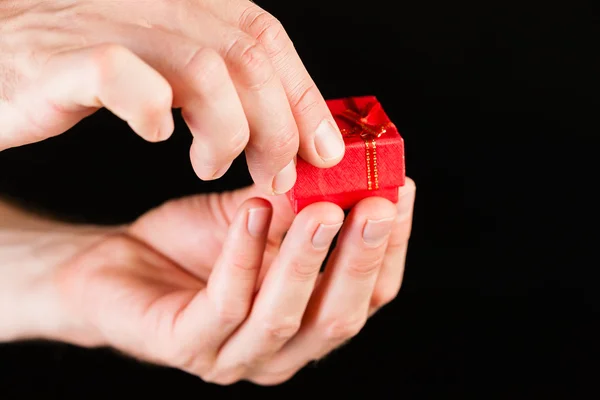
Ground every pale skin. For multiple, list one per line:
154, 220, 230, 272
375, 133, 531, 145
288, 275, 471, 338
0, 0, 417, 386
0, 0, 353, 194
0, 182, 416, 385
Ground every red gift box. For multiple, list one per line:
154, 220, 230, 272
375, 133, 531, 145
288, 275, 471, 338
287, 95, 405, 213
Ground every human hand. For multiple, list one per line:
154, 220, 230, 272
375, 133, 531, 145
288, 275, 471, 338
40, 178, 414, 385
0, 0, 346, 194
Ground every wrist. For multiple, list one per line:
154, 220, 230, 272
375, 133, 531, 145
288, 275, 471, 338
0, 205, 119, 346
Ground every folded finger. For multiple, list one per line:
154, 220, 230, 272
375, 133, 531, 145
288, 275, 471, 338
168, 11, 300, 194
121, 29, 248, 181
221, 30, 300, 194
210, 0, 346, 167
68, 25, 248, 182
5, 44, 174, 148
181, 48, 250, 180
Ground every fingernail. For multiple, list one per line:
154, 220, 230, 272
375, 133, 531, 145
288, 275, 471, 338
312, 222, 343, 250
362, 217, 395, 247
272, 160, 297, 195
315, 119, 345, 161
211, 161, 233, 180
247, 207, 271, 238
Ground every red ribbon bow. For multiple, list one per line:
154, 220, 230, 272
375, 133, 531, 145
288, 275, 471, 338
338, 100, 391, 139
337, 98, 392, 191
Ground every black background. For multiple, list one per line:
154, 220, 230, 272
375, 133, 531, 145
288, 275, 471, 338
1, 0, 598, 398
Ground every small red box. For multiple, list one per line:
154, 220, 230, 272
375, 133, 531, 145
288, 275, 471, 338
287, 95, 405, 213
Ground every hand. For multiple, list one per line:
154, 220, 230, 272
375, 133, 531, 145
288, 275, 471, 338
44, 179, 415, 385
0, 0, 346, 194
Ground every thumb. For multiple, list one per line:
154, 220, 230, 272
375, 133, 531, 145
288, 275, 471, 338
128, 185, 293, 280
0, 44, 174, 151
128, 186, 271, 280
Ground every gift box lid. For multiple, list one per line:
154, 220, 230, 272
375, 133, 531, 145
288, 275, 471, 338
292, 95, 405, 198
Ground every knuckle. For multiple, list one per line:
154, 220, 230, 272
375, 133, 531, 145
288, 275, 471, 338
289, 82, 321, 117
214, 304, 248, 326
217, 306, 247, 326
230, 253, 261, 272
264, 128, 298, 162
262, 318, 301, 340
240, 7, 291, 57
225, 34, 274, 90
184, 47, 227, 90
251, 13, 290, 58
90, 43, 129, 81
250, 127, 298, 171
288, 259, 319, 282
347, 254, 385, 279
324, 317, 366, 341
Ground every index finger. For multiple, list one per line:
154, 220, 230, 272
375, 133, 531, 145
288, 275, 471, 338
209, 0, 346, 167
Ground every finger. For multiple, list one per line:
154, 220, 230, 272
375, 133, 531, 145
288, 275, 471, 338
370, 178, 417, 315
221, 184, 297, 242
166, 11, 300, 194
5, 44, 174, 148
77, 11, 299, 192
182, 48, 250, 181
214, 202, 344, 377
113, 27, 248, 181
219, 27, 300, 194
129, 185, 294, 285
252, 197, 397, 376
169, 198, 272, 371
208, 0, 346, 167
52, 24, 248, 181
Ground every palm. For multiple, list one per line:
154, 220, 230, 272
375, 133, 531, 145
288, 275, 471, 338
61, 179, 415, 383
62, 185, 296, 358
131, 185, 295, 281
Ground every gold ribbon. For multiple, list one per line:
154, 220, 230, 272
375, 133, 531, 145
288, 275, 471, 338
338, 100, 391, 190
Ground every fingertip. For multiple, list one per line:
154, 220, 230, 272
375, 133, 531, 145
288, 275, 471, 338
140, 112, 174, 143
239, 197, 273, 214
232, 197, 273, 236
297, 201, 345, 226
271, 159, 297, 195
189, 140, 236, 181
210, 161, 233, 180
399, 177, 417, 197
159, 113, 175, 141
351, 196, 398, 222
396, 177, 417, 216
